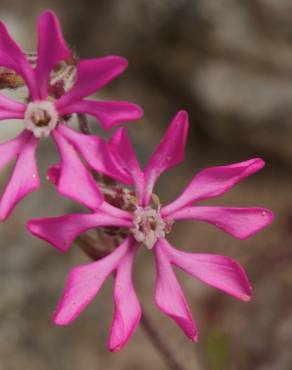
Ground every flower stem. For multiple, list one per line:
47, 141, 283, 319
76, 113, 187, 370
140, 312, 188, 370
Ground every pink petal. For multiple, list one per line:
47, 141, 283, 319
171, 206, 273, 239
99, 202, 132, 221
0, 130, 30, 169
58, 100, 143, 130
35, 10, 71, 99
143, 111, 189, 205
161, 239, 252, 301
154, 239, 198, 341
0, 20, 36, 98
109, 128, 143, 197
53, 237, 132, 325
0, 131, 40, 220
162, 158, 265, 216
56, 56, 128, 108
53, 128, 103, 210
57, 124, 131, 184
109, 242, 141, 352
0, 92, 26, 119
27, 211, 131, 252
45, 162, 132, 222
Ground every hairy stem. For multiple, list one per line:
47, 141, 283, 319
140, 312, 187, 370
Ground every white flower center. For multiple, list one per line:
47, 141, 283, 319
24, 101, 58, 138
131, 206, 170, 249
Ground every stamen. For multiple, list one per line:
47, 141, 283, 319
24, 101, 58, 138
131, 206, 172, 249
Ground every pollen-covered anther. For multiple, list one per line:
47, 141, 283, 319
24, 101, 58, 138
131, 206, 172, 249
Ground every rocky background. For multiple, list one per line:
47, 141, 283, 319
0, 1, 292, 369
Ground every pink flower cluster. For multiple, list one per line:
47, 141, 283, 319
0, 11, 273, 351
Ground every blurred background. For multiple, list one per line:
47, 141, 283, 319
0, 0, 291, 369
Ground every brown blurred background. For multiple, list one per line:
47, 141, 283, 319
0, 1, 292, 369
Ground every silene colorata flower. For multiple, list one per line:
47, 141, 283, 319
0, 10, 142, 220
27, 110, 273, 351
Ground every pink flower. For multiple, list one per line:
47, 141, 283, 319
0, 10, 142, 220
27, 111, 273, 351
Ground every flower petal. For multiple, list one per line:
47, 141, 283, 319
162, 158, 265, 216
100, 202, 132, 221
35, 10, 71, 99
45, 162, 132, 221
143, 111, 189, 205
53, 128, 103, 210
0, 92, 25, 119
0, 130, 30, 169
171, 206, 273, 239
58, 100, 143, 130
53, 237, 132, 325
57, 124, 131, 184
27, 211, 131, 252
56, 56, 128, 108
154, 239, 198, 341
109, 128, 143, 196
161, 239, 252, 301
0, 131, 40, 221
0, 20, 36, 97
109, 242, 141, 352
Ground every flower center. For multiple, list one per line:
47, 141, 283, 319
24, 101, 58, 138
131, 206, 172, 249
